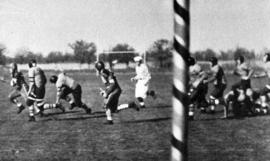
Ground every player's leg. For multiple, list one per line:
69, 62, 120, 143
135, 81, 147, 108
146, 90, 157, 99
72, 85, 91, 114
60, 87, 74, 110
26, 98, 36, 121
8, 89, 25, 114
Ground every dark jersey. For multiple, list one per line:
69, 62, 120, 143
211, 65, 226, 86
100, 69, 121, 95
12, 71, 29, 91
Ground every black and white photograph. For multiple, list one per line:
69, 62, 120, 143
0, 0, 270, 160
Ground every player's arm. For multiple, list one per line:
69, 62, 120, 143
247, 67, 254, 79
55, 77, 65, 104
27, 69, 35, 96
56, 87, 63, 104
253, 71, 267, 78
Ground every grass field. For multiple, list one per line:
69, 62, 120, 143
0, 71, 270, 161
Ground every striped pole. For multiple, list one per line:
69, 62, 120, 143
171, 0, 190, 161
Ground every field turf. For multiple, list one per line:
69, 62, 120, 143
0, 71, 269, 161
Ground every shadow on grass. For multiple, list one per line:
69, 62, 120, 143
43, 110, 80, 117
39, 113, 106, 122
150, 105, 171, 109
122, 117, 171, 124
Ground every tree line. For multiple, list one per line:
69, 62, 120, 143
0, 39, 262, 68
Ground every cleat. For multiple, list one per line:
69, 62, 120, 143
36, 111, 44, 117
129, 102, 140, 111
151, 91, 157, 100
56, 103, 65, 113
28, 116, 36, 122
69, 104, 76, 110
103, 120, 113, 125
140, 105, 146, 109
17, 105, 25, 114
188, 115, 194, 121
85, 108, 92, 114
82, 104, 91, 114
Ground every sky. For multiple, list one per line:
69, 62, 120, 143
0, 0, 270, 57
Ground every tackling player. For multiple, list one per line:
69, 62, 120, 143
49, 72, 92, 114
26, 59, 64, 121
205, 57, 227, 117
8, 63, 28, 113
95, 61, 138, 125
188, 57, 208, 119
233, 55, 254, 101
131, 56, 156, 109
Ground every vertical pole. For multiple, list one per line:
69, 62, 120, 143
171, 0, 190, 161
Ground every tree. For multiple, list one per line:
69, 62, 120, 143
192, 48, 217, 61
46, 51, 64, 63
233, 47, 255, 60
0, 44, 6, 65
110, 43, 136, 66
146, 39, 173, 68
69, 40, 97, 66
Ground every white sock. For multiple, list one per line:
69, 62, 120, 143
117, 104, 129, 111
106, 109, 113, 121
43, 103, 56, 110
16, 102, 22, 107
29, 105, 35, 116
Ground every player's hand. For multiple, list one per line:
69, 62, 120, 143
130, 77, 135, 82
103, 93, 108, 98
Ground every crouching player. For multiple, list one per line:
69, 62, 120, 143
188, 57, 208, 119
131, 56, 156, 109
253, 52, 270, 114
26, 59, 64, 121
95, 61, 138, 125
205, 57, 227, 117
49, 72, 92, 114
8, 63, 28, 113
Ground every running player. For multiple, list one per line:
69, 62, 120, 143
8, 63, 28, 113
49, 72, 92, 114
131, 56, 156, 109
95, 61, 138, 125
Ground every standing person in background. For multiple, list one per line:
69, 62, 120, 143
131, 56, 156, 109
49, 72, 92, 114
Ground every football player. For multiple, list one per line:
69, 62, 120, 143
224, 56, 255, 117
188, 57, 208, 119
26, 59, 64, 121
131, 56, 156, 109
8, 63, 28, 113
253, 52, 270, 114
95, 61, 138, 125
49, 72, 92, 114
233, 55, 254, 101
205, 57, 227, 117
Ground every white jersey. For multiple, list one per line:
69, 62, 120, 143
56, 73, 77, 90
134, 63, 151, 99
135, 64, 151, 82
